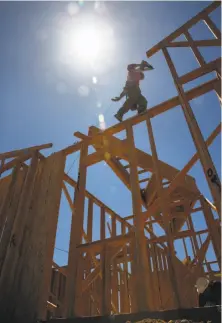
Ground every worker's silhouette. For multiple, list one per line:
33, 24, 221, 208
112, 60, 154, 122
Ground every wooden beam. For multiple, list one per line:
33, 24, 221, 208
126, 123, 151, 311
89, 126, 195, 184
0, 152, 33, 175
144, 123, 220, 222
0, 143, 52, 161
146, 1, 221, 57
87, 199, 93, 242
77, 232, 133, 253
200, 196, 221, 268
148, 78, 219, 118
183, 31, 206, 66
149, 229, 209, 244
204, 15, 221, 40
146, 115, 181, 308
163, 47, 221, 217
63, 173, 129, 227
167, 39, 220, 48
101, 245, 112, 315
179, 58, 220, 85
65, 143, 88, 317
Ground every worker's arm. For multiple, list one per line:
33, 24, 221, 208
127, 61, 154, 72
111, 89, 126, 102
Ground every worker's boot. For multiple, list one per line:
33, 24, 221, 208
114, 106, 125, 122
114, 113, 123, 122
137, 105, 147, 115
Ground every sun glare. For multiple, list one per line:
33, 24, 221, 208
59, 16, 115, 72
73, 26, 104, 61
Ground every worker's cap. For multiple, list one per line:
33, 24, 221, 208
195, 277, 209, 294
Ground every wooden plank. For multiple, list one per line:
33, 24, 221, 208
146, 1, 220, 57
100, 207, 105, 240
87, 199, 93, 242
70, 79, 218, 142
63, 174, 127, 227
204, 15, 221, 40
0, 158, 5, 178
163, 47, 221, 217
179, 58, 221, 84
126, 124, 151, 311
200, 197, 221, 268
62, 182, 74, 212
148, 78, 219, 118
101, 245, 112, 315
38, 152, 65, 319
144, 123, 220, 223
112, 216, 117, 237
65, 143, 88, 317
121, 223, 130, 313
0, 167, 27, 274
0, 153, 39, 322
145, 115, 180, 308
77, 233, 133, 253
0, 152, 33, 175
89, 127, 195, 184
111, 258, 119, 314
183, 31, 206, 66
167, 39, 220, 48
0, 143, 52, 160
82, 265, 101, 293
0, 173, 17, 232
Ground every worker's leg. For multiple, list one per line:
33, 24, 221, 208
115, 97, 135, 121
115, 86, 141, 121
137, 94, 147, 114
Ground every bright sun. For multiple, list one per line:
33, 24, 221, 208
59, 17, 115, 71
73, 26, 104, 62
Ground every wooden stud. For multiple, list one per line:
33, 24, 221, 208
87, 199, 93, 242
204, 15, 221, 40
65, 143, 88, 317
101, 245, 112, 315
125, 123, 152, 311
163, 47, 221, 217
183, 30, 206, 66
146, 114, 181, 308
200, 196, 221, 268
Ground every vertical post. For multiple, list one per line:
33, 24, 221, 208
112, 216, 116, 237
125, 123, 151, 311
163, 47, 221, 216
100, 207, 105, 240
200, 197, 221, 268
111, 218, 118, 313
65, 143, 88, 317
101, 245, 111, 315
187, 214, 199, 258
0, 158, 5, 179
87, 198, 93, 242
146, 115, 180, 308
182, 238, 189, 259
86, 198, 93, 315
121, 222, 130, 313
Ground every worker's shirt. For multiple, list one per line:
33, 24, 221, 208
125, 64, 143, 88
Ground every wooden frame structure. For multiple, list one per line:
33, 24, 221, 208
0, 2, 221, 322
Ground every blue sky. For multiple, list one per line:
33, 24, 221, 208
0, 1, 221, 268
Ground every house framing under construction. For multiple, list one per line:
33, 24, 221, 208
0, 2, 221, 323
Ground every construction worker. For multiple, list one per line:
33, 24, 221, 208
196, 277, 221, 307
112, 60, 154, 122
